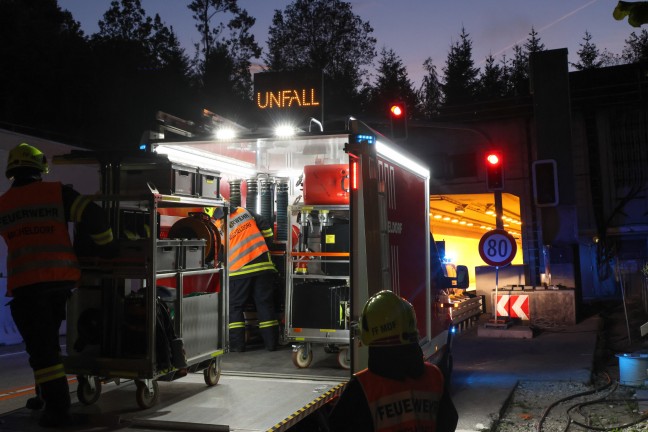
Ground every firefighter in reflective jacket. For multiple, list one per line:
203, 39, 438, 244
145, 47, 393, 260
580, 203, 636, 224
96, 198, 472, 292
210, 205, 279, 352
328, 290, 458, 432
0, 143, 116, 428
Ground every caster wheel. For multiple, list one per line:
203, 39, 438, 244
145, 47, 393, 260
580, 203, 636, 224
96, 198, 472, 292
337, 348, 350, 370
204, 360, 221, 386
291, 346, 313, 368
135, 380, 159, 409
77, 376, 101, 405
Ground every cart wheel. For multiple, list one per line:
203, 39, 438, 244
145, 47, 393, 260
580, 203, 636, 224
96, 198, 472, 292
292, 346, 313, 368
77, 376, 102, 405
337, 348, 350, 370
203, 360, 221, 386
135, 380, 159, 409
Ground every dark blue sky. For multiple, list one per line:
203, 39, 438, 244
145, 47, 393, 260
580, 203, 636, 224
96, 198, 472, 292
58, 0, 634, 86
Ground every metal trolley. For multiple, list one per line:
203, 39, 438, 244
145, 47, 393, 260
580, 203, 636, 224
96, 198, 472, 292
284, 204, 351, 369
60, 154, 228, 409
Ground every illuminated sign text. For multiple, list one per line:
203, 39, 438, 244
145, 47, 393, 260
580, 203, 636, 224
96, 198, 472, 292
256, 88, 320, 110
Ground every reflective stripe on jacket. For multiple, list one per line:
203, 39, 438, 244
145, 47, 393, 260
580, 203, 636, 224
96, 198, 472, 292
216, 207, 272, 274
0, 182, 80, 296
355, 363, 444, 432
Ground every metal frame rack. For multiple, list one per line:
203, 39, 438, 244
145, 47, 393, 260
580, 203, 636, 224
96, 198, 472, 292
284, 204, 351, 369
61, 155, 228, 409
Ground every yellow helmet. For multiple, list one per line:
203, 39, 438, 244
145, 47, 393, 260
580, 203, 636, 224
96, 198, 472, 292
360, 290, 419, 347
6, 143, 49, 178
204, 206, 224, 219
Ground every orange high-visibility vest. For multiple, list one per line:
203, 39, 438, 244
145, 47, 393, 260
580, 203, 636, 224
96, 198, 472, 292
216, 207, 270, 272
0, 182, 80, 296
355, 363, 444, 432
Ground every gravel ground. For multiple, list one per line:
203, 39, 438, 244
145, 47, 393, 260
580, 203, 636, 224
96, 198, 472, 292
494, 297, 648, 432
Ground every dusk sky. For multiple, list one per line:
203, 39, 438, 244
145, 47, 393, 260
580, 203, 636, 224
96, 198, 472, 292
57, 0, 637, 86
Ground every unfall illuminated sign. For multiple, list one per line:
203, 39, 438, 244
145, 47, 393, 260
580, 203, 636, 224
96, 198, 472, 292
254, 71, 323, 123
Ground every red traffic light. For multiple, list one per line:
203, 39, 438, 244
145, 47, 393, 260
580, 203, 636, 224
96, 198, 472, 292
388, 102, 407, 140
485, 151, 504, 190
486, 153, 500, 165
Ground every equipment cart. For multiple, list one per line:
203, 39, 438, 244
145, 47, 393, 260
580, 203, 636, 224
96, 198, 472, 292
284, 204, 351, 369
60, 152, 228, 409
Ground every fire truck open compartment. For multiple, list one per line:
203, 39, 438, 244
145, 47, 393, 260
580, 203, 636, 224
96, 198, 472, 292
151, 124, 451, 370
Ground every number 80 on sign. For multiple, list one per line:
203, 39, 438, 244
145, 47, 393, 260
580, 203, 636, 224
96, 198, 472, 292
478, 229, 517, 267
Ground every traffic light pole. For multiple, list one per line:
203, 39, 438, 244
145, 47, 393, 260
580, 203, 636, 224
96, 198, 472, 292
494, 190, 504, 230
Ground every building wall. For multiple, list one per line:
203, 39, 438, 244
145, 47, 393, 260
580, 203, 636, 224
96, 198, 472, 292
406, 52, 648, 304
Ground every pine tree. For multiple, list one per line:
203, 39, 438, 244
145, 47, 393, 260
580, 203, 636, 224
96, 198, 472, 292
524, 27, 545, 55
507, 27, 545, 97
508, 44, 529, 96
477, 54, 506, 100
418, 57, 443, 119
366, 47, 418, 119
572, 31, 603, 70
442, 27, 479, 106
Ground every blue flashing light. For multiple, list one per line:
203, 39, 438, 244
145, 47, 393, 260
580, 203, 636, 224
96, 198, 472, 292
139, 144, 147, 151
354, 134, 375, 144
450, 326, 457, 334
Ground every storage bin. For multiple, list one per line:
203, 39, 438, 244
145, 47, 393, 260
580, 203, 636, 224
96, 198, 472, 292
197, 168, 221, 199
156, 239, 181, 272
616, 353, 648, 386
120, 161, 197, 196
182, 239, 207, 270
119, 239, 181, 272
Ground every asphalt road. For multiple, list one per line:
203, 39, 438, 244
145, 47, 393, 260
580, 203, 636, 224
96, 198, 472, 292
450, 314, 600, 432
0, 313, 602, 432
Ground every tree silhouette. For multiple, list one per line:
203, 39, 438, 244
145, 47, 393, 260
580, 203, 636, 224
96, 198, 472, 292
418, 57, 443, 119
87, 0, 192, 148
188, 0, 260, 105
572, 31, 603, 70
266, 0, 376, 119
0, 0, 89, 141
477, 54, 507, 100
365, 47, 418, 120
441, 27, 479, 106
621, 28, 648, 63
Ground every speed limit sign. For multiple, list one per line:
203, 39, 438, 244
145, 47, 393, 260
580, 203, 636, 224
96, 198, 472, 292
478, 229, 517, 267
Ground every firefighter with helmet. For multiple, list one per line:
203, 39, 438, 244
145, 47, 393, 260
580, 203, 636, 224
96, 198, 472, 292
0, 143, 117, 428
328, 290, 458, 432
205, 204, 279, 352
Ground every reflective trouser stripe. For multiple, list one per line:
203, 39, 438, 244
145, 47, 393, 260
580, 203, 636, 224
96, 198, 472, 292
34, 363, 66, 385
258, 320, 279, 329
229, 321, 245, 330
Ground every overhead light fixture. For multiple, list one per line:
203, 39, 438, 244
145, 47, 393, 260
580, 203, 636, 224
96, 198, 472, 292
455, 205, 466, 214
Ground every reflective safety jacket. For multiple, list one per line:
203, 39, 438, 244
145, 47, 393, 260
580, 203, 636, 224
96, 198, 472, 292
0, 182, 80, 295
215, 207, 276, 278
355, 363, 444, 432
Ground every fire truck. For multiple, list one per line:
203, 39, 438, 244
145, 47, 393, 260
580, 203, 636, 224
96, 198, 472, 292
1, 76, 481, 432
